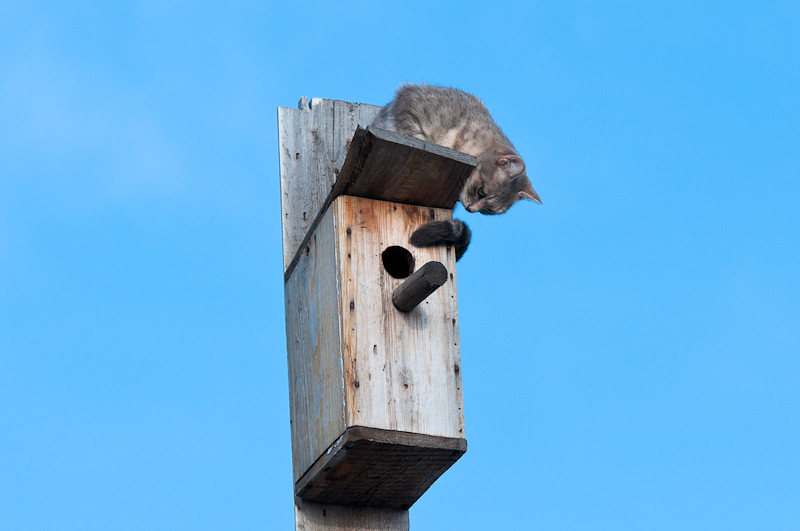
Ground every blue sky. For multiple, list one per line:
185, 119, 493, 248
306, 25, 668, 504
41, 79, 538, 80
2, 1, 799, 529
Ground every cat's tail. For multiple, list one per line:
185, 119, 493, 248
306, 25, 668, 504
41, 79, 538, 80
409, 219, 471, 261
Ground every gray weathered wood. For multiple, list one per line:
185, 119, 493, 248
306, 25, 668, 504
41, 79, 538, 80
282, 125, 477, 283
280, 97, 468, 527
392, 261, 448, 312
335, 196, 464, 441
295, 426, 467, 508
285, 195, 465, 486
278, 100, 381, 273
335, 127, 476, 209
284, 208, 346, 483
295, 498, 409, 531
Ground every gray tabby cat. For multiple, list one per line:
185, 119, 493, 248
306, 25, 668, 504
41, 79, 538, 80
372, 83, 541, 260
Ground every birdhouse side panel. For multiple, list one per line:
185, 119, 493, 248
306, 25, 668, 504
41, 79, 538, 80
285, 207, 347, 483
334, 196, 465, 440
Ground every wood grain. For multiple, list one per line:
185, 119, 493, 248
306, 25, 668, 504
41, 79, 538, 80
281, 97, 469, 523
335, 126, 476, 209
295, 498, 409, 531
282, 124, 477, 283
278, 100, 381, 273
335, 196, 465, 439
285, 196, 466, 485
284, 208, 346, 482
295, 426, 467, 509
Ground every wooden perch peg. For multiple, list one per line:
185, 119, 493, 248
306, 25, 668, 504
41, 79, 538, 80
392, 261, 448, 312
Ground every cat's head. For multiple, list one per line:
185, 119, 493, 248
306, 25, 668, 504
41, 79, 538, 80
461, 152, 541, 215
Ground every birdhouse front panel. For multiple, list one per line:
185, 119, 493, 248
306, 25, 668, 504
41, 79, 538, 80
333, 195, 465, 440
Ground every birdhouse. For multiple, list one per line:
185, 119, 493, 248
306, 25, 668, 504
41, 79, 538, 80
278, 98, 475, 526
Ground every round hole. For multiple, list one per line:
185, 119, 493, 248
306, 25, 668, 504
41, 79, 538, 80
381, 246, 415, 279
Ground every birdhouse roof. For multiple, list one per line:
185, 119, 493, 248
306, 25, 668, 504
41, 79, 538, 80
333, 127, 477, 209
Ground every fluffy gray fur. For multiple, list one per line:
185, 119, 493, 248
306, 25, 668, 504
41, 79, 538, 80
408, 219, 471, 261
372, 84, 540, 259
372, 83, 541, 214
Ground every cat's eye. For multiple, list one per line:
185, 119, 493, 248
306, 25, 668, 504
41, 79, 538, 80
477, 187, 486, 198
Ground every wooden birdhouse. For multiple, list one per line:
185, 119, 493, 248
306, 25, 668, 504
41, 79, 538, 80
278, 98, 475, 529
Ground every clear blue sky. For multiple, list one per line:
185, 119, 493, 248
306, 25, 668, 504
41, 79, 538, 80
2, 2, 798, 530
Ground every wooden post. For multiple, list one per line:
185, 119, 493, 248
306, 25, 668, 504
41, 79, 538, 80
278, 97, 474, 530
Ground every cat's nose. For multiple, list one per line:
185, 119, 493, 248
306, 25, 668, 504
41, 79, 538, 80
464, 202, 476, 213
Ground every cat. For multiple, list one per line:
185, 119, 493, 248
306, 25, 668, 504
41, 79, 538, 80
371, 83, 541, 260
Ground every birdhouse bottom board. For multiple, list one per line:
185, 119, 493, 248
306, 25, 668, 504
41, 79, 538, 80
284, 195, 467, 508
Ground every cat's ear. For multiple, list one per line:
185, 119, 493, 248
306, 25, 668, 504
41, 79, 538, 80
516, 175, 542, 204
497, 155, 525, 177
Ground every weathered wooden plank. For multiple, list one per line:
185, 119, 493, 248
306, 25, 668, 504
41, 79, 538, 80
295, 426, 467, 509
285, 207, 346, 482
281, 120, 478, 283
335, 196, 465, 439
333, 101, 384, 173
286, 195, 465, 486
281, 97, 469, 523
295, 498, 409, 531
278, 98, 332, 272
335, 127, 476, 209
278, 100, 381, 272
